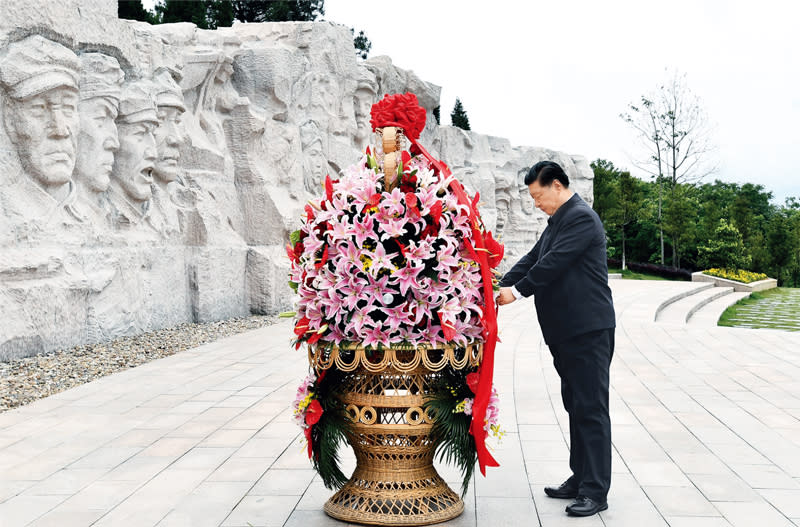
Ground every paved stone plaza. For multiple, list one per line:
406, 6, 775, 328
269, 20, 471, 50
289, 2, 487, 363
2, 280, 800, 526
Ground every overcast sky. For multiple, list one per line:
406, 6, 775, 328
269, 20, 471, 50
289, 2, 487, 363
323, 0, 799, 204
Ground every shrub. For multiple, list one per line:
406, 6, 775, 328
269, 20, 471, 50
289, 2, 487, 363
607, 259, 692, 280
703, 268, 768, 284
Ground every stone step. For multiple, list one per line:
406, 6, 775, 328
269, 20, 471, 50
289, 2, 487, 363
688, 291, 752, 326
656, 284, 734, 324
652, 282, 714, 322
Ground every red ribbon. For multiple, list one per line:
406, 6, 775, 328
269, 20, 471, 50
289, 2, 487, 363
371, 94, 500, 475
405, 136, 501, 476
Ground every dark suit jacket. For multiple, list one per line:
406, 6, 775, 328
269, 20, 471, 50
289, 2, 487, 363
500, 193, 615, 346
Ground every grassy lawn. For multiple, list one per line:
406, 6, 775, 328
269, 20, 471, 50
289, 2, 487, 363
608, 268, 668, 281
718, 287, 800, 331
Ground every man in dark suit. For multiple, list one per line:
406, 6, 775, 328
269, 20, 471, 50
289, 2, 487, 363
497, 160, 615, 517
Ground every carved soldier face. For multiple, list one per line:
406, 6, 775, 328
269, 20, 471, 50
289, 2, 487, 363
76, 97, 119, 192
306, 140, 326, 177
113, 119, 157, 202
354, 88, 373, 128
153, 105, 183, 183
5, 87, 79, 188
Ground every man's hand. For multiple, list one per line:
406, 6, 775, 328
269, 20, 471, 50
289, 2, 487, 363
497, 287, 516, 306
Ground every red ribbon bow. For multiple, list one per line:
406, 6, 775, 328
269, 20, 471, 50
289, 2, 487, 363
370, 92, 427, 141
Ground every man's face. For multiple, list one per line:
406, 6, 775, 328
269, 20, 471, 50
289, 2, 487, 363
153, 105, 184, 183
112, 119, 157, 202
76, 97, 119, 192
528, 179, 561, 216
8, 87, 79, 188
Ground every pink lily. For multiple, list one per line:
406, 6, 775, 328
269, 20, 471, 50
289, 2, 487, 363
366, 243, 397, 276
390, 265, 424, 296
379, 217, 407, 240
352, 214, 375, 248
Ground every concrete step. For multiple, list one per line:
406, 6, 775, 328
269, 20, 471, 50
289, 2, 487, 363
688, 290, 751, 326
656, 284, 734, 324
652, 282, 714, 322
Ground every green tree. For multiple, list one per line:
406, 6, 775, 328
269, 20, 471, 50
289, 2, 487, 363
156, 0, 211, 28
590, 159, 620, 225
206, 0, 234, 28
621, 95, 666, 263
450, 98, 470, 130
697, 219, 750, 271
662, 183, 699, 268
764, 210, 800, 286
230, 0, 324, 22
118, 0, 157, 23
608, 172, 644, 270
622, 71, 716, 267
352, 29, 371, 60
147, 0, 322, 28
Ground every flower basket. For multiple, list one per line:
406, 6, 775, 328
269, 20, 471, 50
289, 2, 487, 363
311, 343, 482, 525
289, 93, 503, 526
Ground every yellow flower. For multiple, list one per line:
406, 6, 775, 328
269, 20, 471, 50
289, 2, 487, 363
704, 268, 767, 284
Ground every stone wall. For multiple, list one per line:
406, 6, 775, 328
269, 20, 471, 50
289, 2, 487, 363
0, 0, 594, 360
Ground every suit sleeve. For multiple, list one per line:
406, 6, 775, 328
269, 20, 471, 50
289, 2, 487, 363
513, 211, 595, 297
498, 237, 542, 293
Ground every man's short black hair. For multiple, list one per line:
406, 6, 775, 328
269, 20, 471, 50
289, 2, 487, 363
524, 161, 570, 188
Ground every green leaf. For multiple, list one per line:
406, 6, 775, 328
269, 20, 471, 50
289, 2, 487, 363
288, 281, 299, 293
278, 310, 297, 318
290, 229, 302, 246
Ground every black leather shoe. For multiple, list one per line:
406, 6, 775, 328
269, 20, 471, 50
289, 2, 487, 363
544, 480, 579, 499
566, 496, 608, 516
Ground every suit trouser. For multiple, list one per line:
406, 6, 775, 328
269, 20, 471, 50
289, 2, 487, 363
549, 328, 614, 502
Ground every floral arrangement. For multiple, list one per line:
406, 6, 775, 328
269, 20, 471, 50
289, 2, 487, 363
456, 373, 504, 441
287, 93, 504, 490
293, 373, 324, 452
287, 147, 501, 350
703, 268, 768, 284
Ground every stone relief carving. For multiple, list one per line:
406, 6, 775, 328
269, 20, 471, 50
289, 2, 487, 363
74, 52, 123, 227
150, 68, 189, 240
300, 119, 330, 194
107, 79, 159, 234
0, 10, 594, 360
0, 35, 81, 228
353, 69, 377, 150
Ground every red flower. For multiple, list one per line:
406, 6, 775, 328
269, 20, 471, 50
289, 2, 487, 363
369, 92, 427, 141
294, 316, 310, 337
307, 330, 324, 345
429, 201, 442, 226
286, 243, 298, 263
305, 399, 323, 426
361, 193, 382, 213
437, 311, 456, 341
325, 174, 336, 202
314, 245, 329, 269
396, 240, 407, 258
466, 372, 480, 394
484, 231, 504, 268
401, 150, 411, 166
405, 192, 418, 209
304, 204, 315, 222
